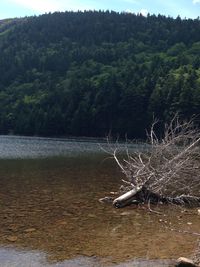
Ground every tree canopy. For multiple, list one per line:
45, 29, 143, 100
0, 11, 200, 138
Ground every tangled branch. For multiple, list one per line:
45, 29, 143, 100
111, 116, 200, 207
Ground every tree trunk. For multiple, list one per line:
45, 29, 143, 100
113, 187, 200, 208
113, 186, 142, 208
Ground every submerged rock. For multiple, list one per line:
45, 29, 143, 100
6, 236, 18, 242
176, 257, 197, 267
24, 228, 37, 233
98, 196, 113, 203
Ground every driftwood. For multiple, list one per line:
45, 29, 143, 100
113, 186, 142, 208
102, 115, 200, 209
113, 187, 200, 208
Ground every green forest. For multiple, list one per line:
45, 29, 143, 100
0, 11, 200, 138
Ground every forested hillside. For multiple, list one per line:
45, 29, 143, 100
0, 11, 200, 138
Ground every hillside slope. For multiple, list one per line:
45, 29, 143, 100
0, 11, 200, 137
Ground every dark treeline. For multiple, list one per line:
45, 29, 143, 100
0, 11, 200, 138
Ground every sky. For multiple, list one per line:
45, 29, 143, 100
0, 0, 200, 20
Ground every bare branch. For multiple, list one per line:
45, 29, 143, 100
111, 115, 200, 206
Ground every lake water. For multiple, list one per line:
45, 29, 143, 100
0, 135, 199, 267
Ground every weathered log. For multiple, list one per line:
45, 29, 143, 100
134, 187, 168, 204
136, 189, 200, 207
113, 187, 200, 208
113, 186, 142, 208
168, 195, 200, 207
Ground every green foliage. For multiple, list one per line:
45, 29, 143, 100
0, 11, 200, 138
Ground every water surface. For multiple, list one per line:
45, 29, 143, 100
0, 136, 199, 266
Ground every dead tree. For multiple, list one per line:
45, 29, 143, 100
109, 116, 200, 208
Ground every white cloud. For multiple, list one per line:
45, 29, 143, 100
193, 0, 200, 3
140, 8, 148, 16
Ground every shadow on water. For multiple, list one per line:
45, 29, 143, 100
0, 136, 199, 266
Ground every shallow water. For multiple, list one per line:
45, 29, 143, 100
0, 247, 176, 267
0, 136, 199, 266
